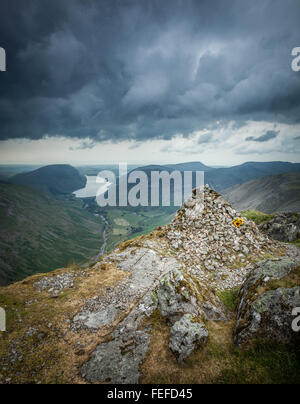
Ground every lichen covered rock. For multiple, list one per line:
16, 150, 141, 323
234, 257, 300, 345
259, 212, 300, 242
169, 314, 209, 363
81, 329, 152, 384
156, 267, 228, 324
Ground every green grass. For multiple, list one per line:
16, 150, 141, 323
241, 209, 274, 225
217, 287, 240, 311
214, 341, 300, 384
291, 238, 300, 248
284, 182, 300, 191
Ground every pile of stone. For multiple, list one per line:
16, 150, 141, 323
34, 272, 77, 297
166, 185, 280, 289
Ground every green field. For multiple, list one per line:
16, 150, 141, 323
104, 206, 176, 251
81, 198, 177, 253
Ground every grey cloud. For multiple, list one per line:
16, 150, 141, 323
69, 139, 96, 150
197, 133, 213, 144
0, 0, 300, 143
246, 130, 280, 142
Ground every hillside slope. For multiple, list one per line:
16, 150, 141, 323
9, 165, 86, 197
206, 161, 300, 191
0, 183, 104, 285
222, 172, 300, 213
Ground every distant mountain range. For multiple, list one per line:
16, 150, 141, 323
206, 161, 300, 191
129, 161, 300, 195
222, 172, 300, 214
7, 161, 300, 198
9, 164, 86, 196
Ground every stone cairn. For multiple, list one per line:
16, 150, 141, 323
165, 185, 281, 289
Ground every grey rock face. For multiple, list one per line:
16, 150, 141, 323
234, 257, 300, 345
259, 212, 300, 242
81, 288, 158, 384
72, 245, 180, 331
156, 267, 228, 324
81, 329, 151, 384
157, 268, 201, 323
169, 314, 209, 363
80, 264, 226, 383
73, 304, 118, 329
236, 287, 300, 345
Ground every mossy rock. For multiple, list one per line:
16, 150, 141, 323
234, 258, 300, 346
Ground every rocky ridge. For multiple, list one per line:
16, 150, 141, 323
75, 186, 293, 383
0, 186, 299, 384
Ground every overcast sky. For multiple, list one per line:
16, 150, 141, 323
0, 0, 300, 165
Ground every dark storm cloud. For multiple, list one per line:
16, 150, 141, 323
246, 130, 280, 142
0, 0, 300, 142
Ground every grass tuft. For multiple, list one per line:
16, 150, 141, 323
217, 288, 240, 312
241, 210, 274, 225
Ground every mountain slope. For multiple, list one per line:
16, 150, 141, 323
0, 182, 104, 285
222, 172, 300, 213
9, 164, 86, 196
205, 161, 300, 191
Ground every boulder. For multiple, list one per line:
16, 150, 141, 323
234, 257, 300, 345
169, 314, 209, 363
259, 212, 300, 242
156, 267, 228, 324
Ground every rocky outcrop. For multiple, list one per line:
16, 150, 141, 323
81, 290, 157, 384
72, 241, 180, 331
78, 186, 289, 381
234, 258, 300, 345
259, 212, 300, 242
154, 267, 228, 363
80, 265, 228, 380
156, 267, 228, 324
169, 314, 208, 363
